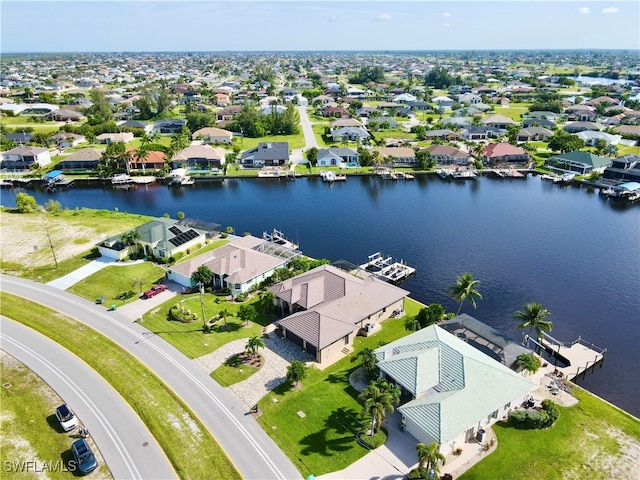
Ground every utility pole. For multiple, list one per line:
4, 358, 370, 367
199, 282, 206, 331
46, 229, 58, 269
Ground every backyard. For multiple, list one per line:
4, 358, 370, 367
255, 297, 424, 476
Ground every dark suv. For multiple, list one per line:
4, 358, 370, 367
71, 438, 98, 475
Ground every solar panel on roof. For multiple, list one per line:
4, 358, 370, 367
168, 229, 201, 247
169, 226, 182, 235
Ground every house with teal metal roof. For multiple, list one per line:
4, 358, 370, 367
375, 324, 534, 455
545, 150, 612, 175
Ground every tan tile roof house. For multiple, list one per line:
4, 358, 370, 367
168, 235, 289, 296
270, 265, 408, 366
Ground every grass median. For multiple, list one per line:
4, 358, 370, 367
1, 292, 241, 480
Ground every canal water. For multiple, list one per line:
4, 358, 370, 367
3, 175, 639, 416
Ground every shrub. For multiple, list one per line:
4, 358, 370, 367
15, 192, 38, 213
358, 427, 387, 449
235, 294, 247, 302
45, 199, 62, 213
172, 251, 185, 261
508, 400, 559, 429
169, 304, 198, 323
407, 467, 428, 479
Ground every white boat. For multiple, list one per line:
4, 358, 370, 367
111, 173, 132, 184
452, 167, 476, 179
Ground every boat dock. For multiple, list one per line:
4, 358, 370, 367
526, 332, 606, 381
262, 228, 299, 250
320, 171, 346, 182
359, 252, 416, 283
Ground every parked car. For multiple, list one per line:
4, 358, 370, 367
71, 438, 98, 475
143, 284, 168, 299
55, 404, 78, 432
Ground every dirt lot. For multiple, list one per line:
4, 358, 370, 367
0, 208, 150, 271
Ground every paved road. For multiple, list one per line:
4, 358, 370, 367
0, 316, 176, 480
1, 275, 302, 480
297, 105, 319, 150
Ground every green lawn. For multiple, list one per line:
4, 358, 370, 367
68, 262, 166, 307
0, 115, 62, 133
0, 292, 241, 480
256, 297, 424, 476
0, 354, 111, 479
210, 355, 261, 386
460, 386, 640, 480
139, 293, 272, 358
492, 103, 532, 122
311, 124, 334, 148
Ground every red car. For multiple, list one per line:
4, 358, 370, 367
143, 284, 168, 298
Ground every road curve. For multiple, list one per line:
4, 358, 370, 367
0, 316, 176, 480
1, 275, 302, 480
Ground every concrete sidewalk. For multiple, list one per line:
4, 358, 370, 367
46, 258, 147, 290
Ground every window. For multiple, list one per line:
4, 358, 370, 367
490, 410, 498, 419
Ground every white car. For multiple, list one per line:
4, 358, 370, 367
55, 404, 78, 432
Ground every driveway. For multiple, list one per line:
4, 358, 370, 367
46, 258, 146, 290
115, 280, 181, 321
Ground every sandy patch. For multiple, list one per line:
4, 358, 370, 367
0, 211, 103, 269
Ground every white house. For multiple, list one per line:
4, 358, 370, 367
375, 323, 534, 455
0, 146, 51, 169
167, 235, 290, 296
192, 127, 234, 144
317, 147, 359, 168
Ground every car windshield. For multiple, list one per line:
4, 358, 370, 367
58, 406, 72, 420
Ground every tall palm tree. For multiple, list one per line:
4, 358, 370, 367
245, 336, 265, 360
218, 308, 230, 327
449, 273, 482, 315
514, 303, 552, 340
353, 347, 377, 380
416, 441, 446, 478
359, 381, 398, 436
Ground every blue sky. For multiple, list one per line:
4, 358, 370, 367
2, 1, 638, 53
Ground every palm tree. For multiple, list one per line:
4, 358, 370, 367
449, 273, 482, 315
514, 303, 552, 340
237, 304, 256, 326
218, 308, 230, 327
405, 315, 421, 332
353, 347, 377, 380
416, 441, 446, 478
245, 336, 265, 360
359, 381, 398, 436
121, 229, 141, 257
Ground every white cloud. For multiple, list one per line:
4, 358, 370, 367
377, 13, 392, 21
443, 22, 451, 28
443, 12, 452, 18
328, 13, 338, 22
578, 7, 590, 15
602, 7, 620, 14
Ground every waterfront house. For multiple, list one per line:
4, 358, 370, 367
483, 143, 529, 165
171, 144, 226, 170
373, 147, 417, 167
316, 147, 359, 168
240, 142, 289, 168
192, 127, 234, 144
602, 154, 640, 183
375, 323, 534, 456
167, 235, 290, 296
271, 264, 408, 367
125, 148, 167, 171
98, 217, 208, 261
1, 145, 51, 169
95, 132, 134, 144
426, 145, 471, 166
56, 148, 102, 171
545, 150, 612, 175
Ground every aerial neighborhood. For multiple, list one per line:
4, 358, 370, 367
1, 50, 639, 198
1, 49, 639, 480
